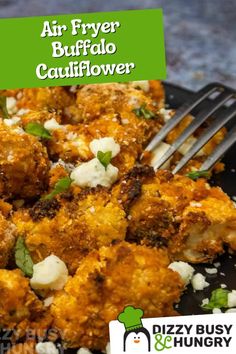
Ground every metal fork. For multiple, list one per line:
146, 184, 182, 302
143, 83, 236, 173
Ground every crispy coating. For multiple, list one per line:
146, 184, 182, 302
68, 81, 164, 123
51, 241, 184, 350
20, 110, 62, 127
0, 211, 16, 268
0, 269, 47, 329
114, 168, 236, 263
13, 188, 127, 274
47, 82, 164, 173
46, 124, 92, 163
0, 122, 50, 199
16, 87, 73, 113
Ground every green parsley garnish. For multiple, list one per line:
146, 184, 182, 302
97, 151, 112, 170
133, 104, 155, 119
25, 122, 52, 139
202, 288, 230, 310
0, 96, 9, 119
43, 176, 73, 200
186, 170, 210, 180
15, 237, 34, 277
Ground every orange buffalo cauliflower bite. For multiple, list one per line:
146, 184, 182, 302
0, 210, 16, 268
51, 241, 184, 351
0, 121, 50, 199
16, 87, 73, 113
114, 167, 236, 263
0, 269, 50, 329
68, 81, 164, 123
13, 188, 127, 274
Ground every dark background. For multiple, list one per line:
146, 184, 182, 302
0, 0, 235, 90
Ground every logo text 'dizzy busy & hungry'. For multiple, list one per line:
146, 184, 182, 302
109, 306, 236, 354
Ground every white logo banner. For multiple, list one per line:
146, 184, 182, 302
109, 313, 236, 354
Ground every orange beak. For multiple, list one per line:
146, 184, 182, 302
134, 340, 140, 344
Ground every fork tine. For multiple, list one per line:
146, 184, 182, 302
173, 102, 236, 174
144, 84, 218, 153
200, 124, 236, 171
152, 91, 234, 170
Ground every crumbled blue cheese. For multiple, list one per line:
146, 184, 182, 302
43, 296, 54, 307
226, 308, 236, 313
71, 158, 118, 188
228, 290, 236, 308
89, 137, 120, 158
129, 80, 150, 92
168, 261, 194, 285
191, 273, 209, 291
201, 298, 209, 307
44, 118, 62, 131
36, 342, 59, 354
77, 348, 92, 354
205, 267, 218, 275
17, 108, 30, 116
6, 97, 17, 114
213, 308, 222, 314
159, 108, 173, 123
30, 255, 68, 291
3, 117, 21, 126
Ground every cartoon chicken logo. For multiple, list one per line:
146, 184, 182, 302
118, 306, 151, 352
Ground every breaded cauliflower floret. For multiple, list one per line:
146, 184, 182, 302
47, 83, 164, 173
19, 110, 62, 128
51, 241, 184, 350
113, 167, 236, 263
69, 81, 164, 123
0, 269, 46, 329
16, 87, 73, 113
13, 188, 127, 274
0, 122, 50, 199
0, 211, 16, 268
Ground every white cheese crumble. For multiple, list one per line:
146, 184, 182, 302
221, 284, 227, 289
228, 290, 236, 308
43, 296, 54, 307
70, 85, 78, 93
130, 80, 150, 92
71, 158, 119, 188
3, 116, 21, 126
89, 137, 120, 158
128, 96, 140, 108
213, 308, 222, 314
190, 201, 202, 208
205, 267, 218, 275
30, 255, 68, 291
121, 118, 129, 125
201, 298, 209, 306
77, 348, 92, 354
6, 97, 17, 114
168, 261, 194, 285
191, 273, 209, 291
36, 342, 59, 354
159, 108, 173, 123
44, 118, 62, 131
17, 108, 30, 116
150, 142, 172, 169
226, 308, 236, 313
